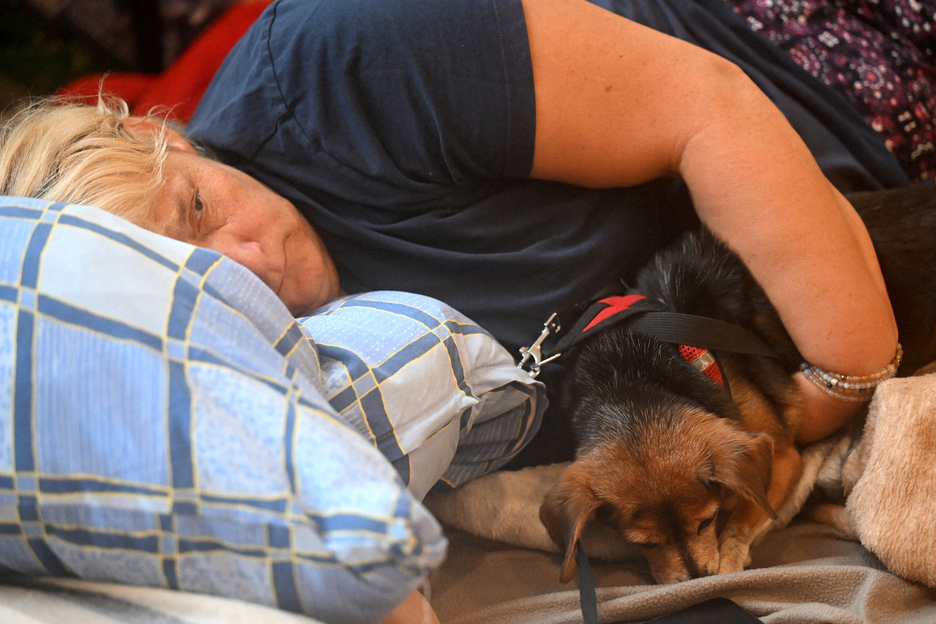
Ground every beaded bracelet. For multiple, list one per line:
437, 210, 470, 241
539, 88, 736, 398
800, 343, 903, 402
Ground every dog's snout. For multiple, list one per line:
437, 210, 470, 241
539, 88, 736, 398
688, 557, 718, 580
682, 546, 717, 580
650, 540, 720, 584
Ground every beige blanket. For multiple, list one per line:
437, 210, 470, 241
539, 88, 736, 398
840, 372, 936, 588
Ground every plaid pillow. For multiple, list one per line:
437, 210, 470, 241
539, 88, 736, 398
0, 196, 543, 622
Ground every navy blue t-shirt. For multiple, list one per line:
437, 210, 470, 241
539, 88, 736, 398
187, 0, 907, 361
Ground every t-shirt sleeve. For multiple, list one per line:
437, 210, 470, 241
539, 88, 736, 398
187, 0, 537, 206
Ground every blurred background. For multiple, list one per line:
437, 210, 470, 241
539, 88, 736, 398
1, 0, 239, 113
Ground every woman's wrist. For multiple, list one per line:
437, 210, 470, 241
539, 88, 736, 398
794, 371, 869, 444
800, 343, 902, 402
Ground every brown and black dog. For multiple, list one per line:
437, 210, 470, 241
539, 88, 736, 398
539, 185, 936, 584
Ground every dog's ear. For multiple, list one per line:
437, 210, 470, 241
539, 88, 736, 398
539, 462, 603, 583
711, 430, 776, 519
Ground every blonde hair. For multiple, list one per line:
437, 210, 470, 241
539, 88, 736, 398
0, 96, 173, 232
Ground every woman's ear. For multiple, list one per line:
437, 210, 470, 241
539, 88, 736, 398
123, 117, 197, 153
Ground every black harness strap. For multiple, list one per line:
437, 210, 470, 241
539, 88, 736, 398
617, 311, 777, 357
541, 294, 778, 362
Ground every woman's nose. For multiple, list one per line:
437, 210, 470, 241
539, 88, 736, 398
223, 241, 276, 288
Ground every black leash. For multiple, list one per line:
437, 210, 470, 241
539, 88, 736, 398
545, 295, 778, 361
577, 542, 599, 624
576, 542, 762, 623
519, 294, 779, 379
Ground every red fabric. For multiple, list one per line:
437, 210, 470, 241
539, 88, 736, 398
57, 0, 273, 123
678, 344, 724, 386
582, 295, 647, 333
678, 344, 706, 362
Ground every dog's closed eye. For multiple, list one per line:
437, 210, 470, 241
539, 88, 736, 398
697, 514, 716, 534
595, 504, 614, 523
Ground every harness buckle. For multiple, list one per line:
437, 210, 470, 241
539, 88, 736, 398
518, 313, 562, 378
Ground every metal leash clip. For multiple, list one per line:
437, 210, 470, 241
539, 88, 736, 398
518, 312, 562, 378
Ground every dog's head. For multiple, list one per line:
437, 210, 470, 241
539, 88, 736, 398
539, 406, 774, 584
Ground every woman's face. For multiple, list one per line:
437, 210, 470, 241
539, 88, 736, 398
150, 146, 341, 317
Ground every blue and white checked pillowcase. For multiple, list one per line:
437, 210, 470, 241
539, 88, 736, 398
300, 292, 544, 500
0, 197, 545, 623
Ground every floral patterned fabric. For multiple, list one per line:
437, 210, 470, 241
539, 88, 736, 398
730, 0, 935, 183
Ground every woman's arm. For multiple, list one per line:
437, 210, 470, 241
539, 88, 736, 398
521, 0, 898, 441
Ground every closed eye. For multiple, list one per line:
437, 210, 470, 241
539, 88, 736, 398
697, 515, 716, 534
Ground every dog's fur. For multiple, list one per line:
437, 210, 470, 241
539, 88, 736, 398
539, 185, 936, 584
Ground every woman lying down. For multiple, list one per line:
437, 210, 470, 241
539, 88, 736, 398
1, 0, 931, 621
